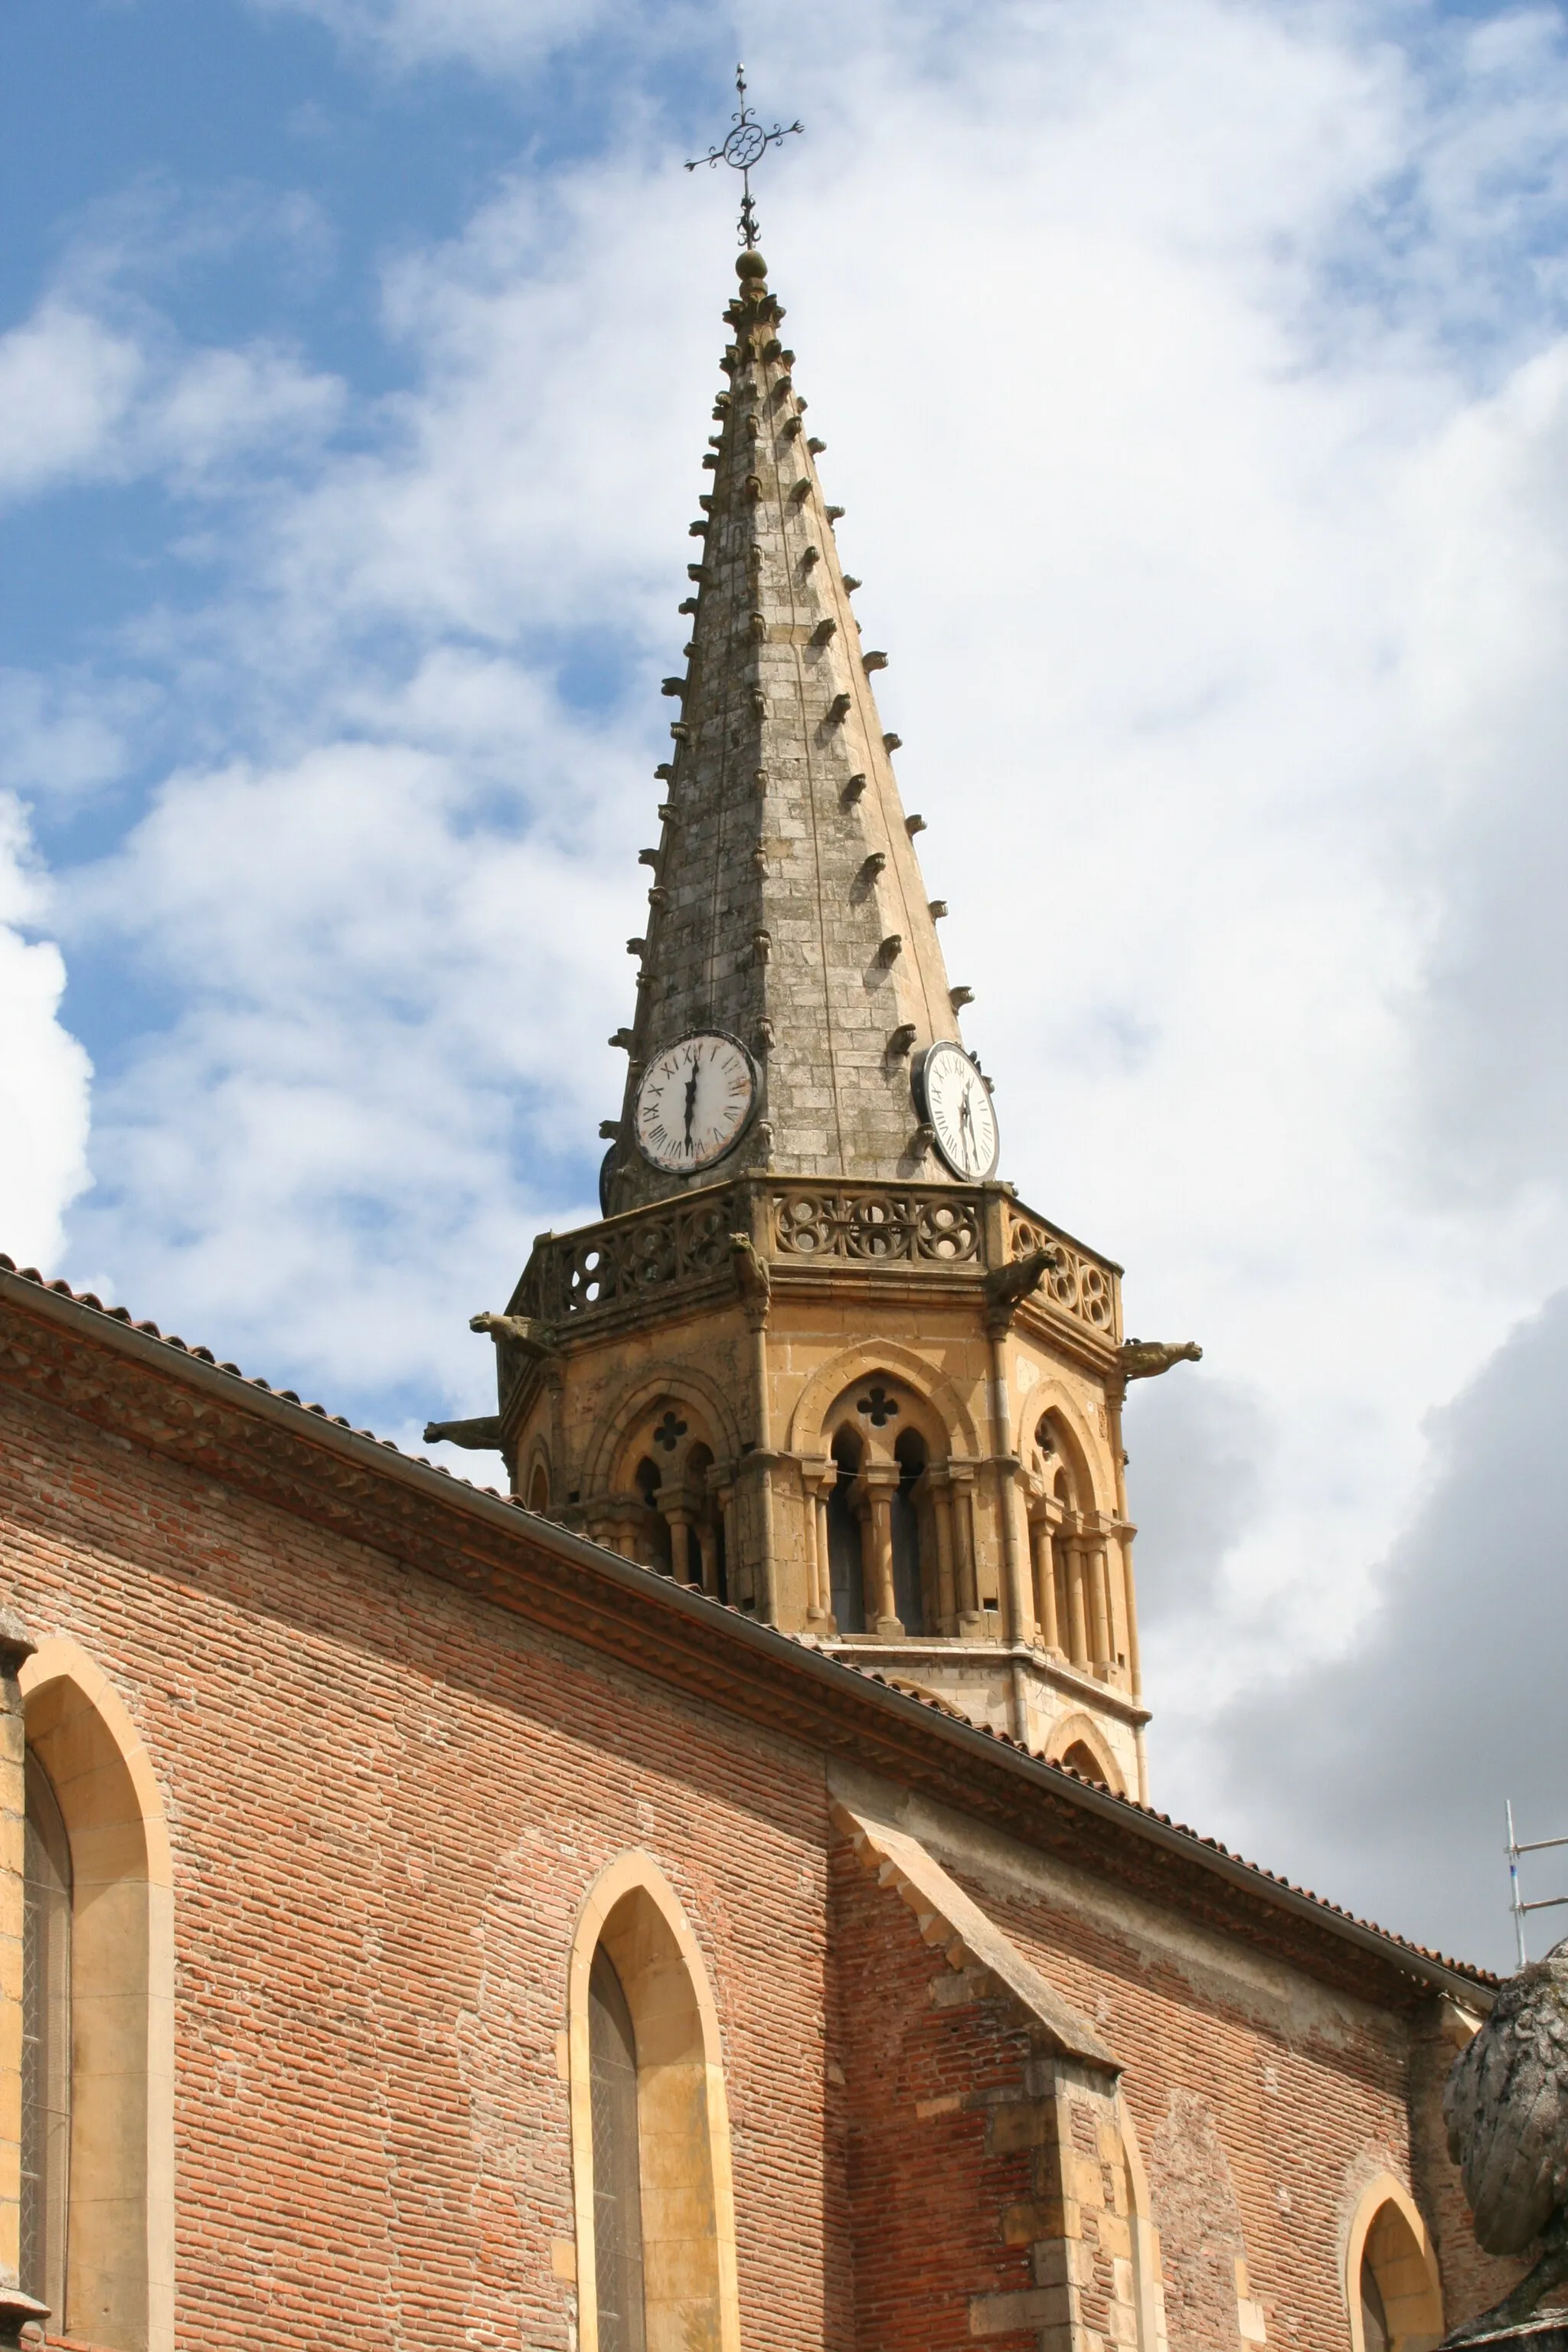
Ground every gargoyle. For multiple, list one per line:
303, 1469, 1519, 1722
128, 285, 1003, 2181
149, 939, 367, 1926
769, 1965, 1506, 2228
1119, 1338, 1203, 1381
982, 1246, 1059, 1321
423, 1414, 503, 1451
1443, 1942, 1568, 2341
469, 1311, 557, 1359
729, 1232, 772, 1316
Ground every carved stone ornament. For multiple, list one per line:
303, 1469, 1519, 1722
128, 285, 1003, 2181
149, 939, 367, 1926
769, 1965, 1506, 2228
1119, 1338, 1204, 1381
1443, 1944, 1568, 2342
469, 1312, 557, 1357
423, 1415, 504, 1451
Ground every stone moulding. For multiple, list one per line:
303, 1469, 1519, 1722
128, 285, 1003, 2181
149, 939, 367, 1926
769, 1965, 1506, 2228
509, 1177, 1122, 1344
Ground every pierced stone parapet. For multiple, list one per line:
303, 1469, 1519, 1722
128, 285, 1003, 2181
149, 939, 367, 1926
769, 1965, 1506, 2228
517, 1191, 742, 1324
1006, 1205, 1118, 1334
508, 1178, 1121, 1343
773, 1186, 981, 1265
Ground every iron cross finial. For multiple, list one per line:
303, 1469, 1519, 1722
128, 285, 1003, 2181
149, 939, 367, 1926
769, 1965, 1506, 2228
685, 62, 802, 250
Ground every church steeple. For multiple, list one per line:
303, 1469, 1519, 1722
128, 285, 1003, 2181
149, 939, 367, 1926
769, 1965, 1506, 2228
443, 219, 1205, 1816
601, 249, 969, 1217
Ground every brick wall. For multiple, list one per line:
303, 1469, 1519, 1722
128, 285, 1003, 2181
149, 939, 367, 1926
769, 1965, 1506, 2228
0, 1383, 834, 2352
0, 1365, 1511, 2352
829, 1837, 1040, 2352
942, 1850, 1429, 2349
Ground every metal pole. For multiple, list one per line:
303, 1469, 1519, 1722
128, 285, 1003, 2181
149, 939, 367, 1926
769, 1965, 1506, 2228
1509, 1798, 1527, 1967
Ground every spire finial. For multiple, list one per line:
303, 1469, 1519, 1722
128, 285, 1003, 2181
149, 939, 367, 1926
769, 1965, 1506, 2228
684, 62, 802, 251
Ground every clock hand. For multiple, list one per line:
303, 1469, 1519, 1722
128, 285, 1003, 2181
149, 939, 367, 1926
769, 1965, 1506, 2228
684, 1055, 700, 1149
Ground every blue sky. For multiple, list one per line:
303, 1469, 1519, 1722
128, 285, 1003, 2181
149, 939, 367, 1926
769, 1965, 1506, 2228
7, 0, 1568, 1965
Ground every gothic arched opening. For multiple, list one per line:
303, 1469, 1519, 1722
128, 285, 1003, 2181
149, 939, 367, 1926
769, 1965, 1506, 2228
1058, 1739, 1110, 1788
1349, 2190, 1444, 2352
570, 1860, 740, 2352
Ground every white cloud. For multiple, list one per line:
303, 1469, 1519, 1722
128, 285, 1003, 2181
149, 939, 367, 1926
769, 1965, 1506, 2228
0, 303, 145, 499
0, 799, 93, 1272
247, 0, 622, 72
0, 292, 343, 507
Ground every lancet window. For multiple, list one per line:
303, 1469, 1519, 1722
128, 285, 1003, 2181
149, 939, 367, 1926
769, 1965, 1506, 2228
16, 1638, 173, 2352
1344, 2184, 1445, 2352
21, 1752, 72, 2318
1027, 1413, 1123, 1677
571, 1861, 739, 2352
818, 1376, 951, 1637
589, 1948, 646, 2352
606, 1403, 730, 1601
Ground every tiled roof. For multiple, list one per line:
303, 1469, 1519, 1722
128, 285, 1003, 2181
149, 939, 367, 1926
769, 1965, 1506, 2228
0, 1251, 1497, 1994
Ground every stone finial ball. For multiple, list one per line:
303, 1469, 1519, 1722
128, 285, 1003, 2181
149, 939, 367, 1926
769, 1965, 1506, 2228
737, 249, 768, 280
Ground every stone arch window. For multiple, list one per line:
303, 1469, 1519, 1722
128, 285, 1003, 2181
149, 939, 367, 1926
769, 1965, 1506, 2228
1116, 2109, 1166, 2351
18, 1638, 174, 2352
1344, 2178, 1444, 2352
827, 1429, 866, 1633
1028, 1412, 1122, 1674
21, 1752, 71, 2318
1047, 1714, 1126, 1798
603, 1400, 731, 1589
1058, 1739, 1109, 1788
569, 1855, 740, 2352
528, 1457, 550, 1514
818, 1375, 950, 1638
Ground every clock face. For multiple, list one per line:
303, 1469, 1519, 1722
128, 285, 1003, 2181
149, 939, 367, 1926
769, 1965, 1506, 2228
914, 1041, 1000, 1181
635, 1031, 758, 1174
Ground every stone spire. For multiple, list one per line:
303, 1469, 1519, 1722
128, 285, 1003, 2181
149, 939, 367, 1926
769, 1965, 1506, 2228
602, 248, 969, 1216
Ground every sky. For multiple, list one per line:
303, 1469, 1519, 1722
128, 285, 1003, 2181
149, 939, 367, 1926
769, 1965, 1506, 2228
5, 0, 1568, 1974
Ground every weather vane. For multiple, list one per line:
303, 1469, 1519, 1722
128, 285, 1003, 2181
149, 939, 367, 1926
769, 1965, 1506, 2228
685, 63, 802, 250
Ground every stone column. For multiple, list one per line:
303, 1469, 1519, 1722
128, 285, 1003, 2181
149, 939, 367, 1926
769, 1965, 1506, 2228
862, 1468, 900, 1635
694, 1518, 718, 1596
1118, 1524, 1142, 1697
985, 1328, 1034, 1657
664, 1509, 694, 1585
1089, 1538, 1113, 1670
797, 1462, 831, 1622
719, 1483, 746, 1606
1031, 1518, 1060, 1653
952, 1475, 981, 1632
1066, 1533, 1090, 1669
0, 1613, 34, 2316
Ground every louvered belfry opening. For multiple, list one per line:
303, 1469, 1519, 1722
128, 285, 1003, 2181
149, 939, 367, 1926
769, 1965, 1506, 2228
590, 1945, 647, 2352
21, 1749, 73, 2319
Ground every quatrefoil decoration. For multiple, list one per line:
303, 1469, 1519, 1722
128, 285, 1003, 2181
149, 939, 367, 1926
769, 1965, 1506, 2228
856, 1384, 900, 1429
652, 1408, 689, 1452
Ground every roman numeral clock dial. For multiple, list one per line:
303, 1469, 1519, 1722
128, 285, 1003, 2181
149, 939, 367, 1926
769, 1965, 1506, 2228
913, 1040, 1000, 1180
634, 1032, 759, 1174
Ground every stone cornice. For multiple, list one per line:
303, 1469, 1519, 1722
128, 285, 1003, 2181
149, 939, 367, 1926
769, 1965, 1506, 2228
0, 1264, 1491, 2014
